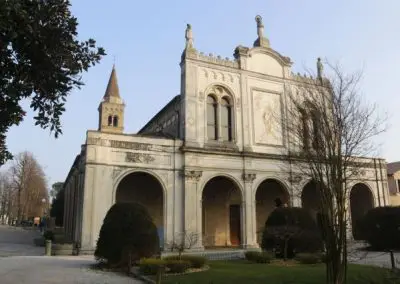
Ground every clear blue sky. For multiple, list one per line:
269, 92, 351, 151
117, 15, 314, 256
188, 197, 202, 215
4, 0, 400, 188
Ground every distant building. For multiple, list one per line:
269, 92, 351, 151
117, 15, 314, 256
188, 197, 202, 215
387, 162, 400, 205
63, 16, 390, 254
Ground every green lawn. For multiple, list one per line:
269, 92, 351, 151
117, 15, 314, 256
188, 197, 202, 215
157, 260, 399, 284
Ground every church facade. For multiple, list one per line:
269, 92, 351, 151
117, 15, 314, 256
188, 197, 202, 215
63, 16, 390, 254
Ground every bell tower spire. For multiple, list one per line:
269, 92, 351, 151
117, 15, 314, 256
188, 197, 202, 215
98, 65, 125, 134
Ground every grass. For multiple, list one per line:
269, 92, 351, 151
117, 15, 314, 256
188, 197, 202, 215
156, 260, 400, 284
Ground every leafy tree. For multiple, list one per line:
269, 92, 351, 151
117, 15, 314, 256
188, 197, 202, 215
261, 207, 322, 260
50, 183, 64, 226
95, 202, 160, 272
0, 0, 106, 165
50, 182, 64, 200
362, 206, 400, 251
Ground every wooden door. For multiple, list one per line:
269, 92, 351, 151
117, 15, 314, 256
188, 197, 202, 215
229, 204, 241, 246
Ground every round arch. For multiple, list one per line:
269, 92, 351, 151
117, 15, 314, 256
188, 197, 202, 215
254, 178, 290, 243
198, 173, 244, 201
301, 180, 322, 221
203, 83, 236, 103
350, 183, 374, 240
201, 175, 243, 248
113, 169, 167, 202
114, 170, 166, 246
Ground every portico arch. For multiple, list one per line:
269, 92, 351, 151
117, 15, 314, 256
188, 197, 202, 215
115, 171, 165, 246
255, 178, 290, 243
301, 181, 322, 221
201, 176, 243, 248
350, 183, 374, 240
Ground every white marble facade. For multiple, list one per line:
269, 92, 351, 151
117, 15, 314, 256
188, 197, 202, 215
63, 16, 390, 254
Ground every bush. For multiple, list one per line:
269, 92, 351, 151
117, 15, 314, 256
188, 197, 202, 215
295, 253, 321, 264
361, 206, 400, 250
165, 260, 191, 273
261, 207, 323, 259
139, 258, 166, 275
245, 251, 273, 263
163, 255, 207, 268
43, 230, 55, 241
94, 202, 160, 268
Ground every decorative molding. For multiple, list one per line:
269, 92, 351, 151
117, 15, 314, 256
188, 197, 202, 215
242, 172, 256, 183
112, 168, 123, 180
183, 170, 203, 182
125, 153, 155, 163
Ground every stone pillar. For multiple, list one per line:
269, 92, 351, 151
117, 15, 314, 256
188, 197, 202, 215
242, 172, 258, 248
183, 170, 204, 250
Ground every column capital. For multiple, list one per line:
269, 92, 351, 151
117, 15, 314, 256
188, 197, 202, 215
242, 172, 256, 183
183, 170, 202, 182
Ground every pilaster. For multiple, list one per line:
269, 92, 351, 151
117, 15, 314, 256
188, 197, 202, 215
242, 172, 258, 248
183, 170, 204, 250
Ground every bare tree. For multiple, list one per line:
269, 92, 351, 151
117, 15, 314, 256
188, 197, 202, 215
284, 61, 386, 283
8, 151, 48, 223
166, 231, 200, 259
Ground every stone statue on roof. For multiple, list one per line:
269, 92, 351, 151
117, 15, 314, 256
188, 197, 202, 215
185, 24, 194, 49
255, 15, 264, 38
317, 57, 324, 78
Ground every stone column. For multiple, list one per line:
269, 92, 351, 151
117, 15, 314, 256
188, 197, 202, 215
183, 170, 204, 250
242, 172, 258, 249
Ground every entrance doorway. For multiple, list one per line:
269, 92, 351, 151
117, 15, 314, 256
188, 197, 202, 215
229, 204, 241, 246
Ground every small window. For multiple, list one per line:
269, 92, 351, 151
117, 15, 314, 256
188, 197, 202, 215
107, 115, 113, 126
207, 95, 218, 140
113, 116, 118, 127
220, 97, 232, 141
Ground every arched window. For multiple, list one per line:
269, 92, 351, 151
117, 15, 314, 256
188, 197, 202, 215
300, 108, 309, 150
107, 115, 113, 126
220, 97, 232, 141
113, 115, 119, 127
207, 95, 218, 140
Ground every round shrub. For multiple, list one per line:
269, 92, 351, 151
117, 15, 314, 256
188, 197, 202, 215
163, 255, 207, 268
165, 260, 191, 273
95, 202, 160, 268
245, 251, 273, 263
139, 258, 166, 275
261, 207, 323, 259
362, 206, 400, 250
295, 253, 320, 264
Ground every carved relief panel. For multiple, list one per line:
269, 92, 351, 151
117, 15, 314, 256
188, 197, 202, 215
251, 89, 284, 146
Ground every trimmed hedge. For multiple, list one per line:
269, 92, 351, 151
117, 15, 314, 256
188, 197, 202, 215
165, 260, 191, 273
139, 258, 166, 275
95, 202, 160, 268
163, 255, 207, 268
295, 253, 321, 264
139, 258, 191, 275
245, 251, 273, 263
361, 206, 400, 250
261, 207, 323, 259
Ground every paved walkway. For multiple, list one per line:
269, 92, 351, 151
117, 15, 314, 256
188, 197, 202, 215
0, 256, 142, 284
0, 225, 142, 283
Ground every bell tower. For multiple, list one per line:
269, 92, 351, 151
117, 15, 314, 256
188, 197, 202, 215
98, 65, 125, 134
